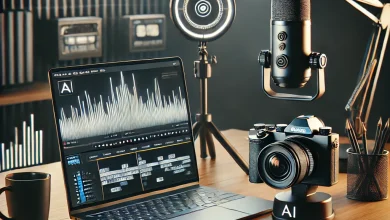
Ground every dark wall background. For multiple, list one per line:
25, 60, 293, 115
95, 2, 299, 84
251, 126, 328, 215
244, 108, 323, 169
162, 0, 390, 138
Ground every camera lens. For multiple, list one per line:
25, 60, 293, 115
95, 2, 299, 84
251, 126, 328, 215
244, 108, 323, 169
266, 153, 290, 180
257, 137, 315, 189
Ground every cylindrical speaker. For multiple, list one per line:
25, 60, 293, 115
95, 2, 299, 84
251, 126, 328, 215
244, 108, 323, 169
170, 0, 235, 42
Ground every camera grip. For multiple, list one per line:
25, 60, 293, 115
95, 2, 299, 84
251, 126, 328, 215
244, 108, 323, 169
249, 141, 264, 183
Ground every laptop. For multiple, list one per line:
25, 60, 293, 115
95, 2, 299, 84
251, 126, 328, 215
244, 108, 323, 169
48, 57, 272, 220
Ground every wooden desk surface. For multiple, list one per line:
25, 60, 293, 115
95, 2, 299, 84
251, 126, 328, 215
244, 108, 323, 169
0, 129, 388, 220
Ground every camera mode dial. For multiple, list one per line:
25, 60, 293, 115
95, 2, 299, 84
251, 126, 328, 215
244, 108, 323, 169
254, 123, 266, 131
276, 124, 288, 132
256, 130, 269, 138
266, 124, 276, 131
319, 127, 332, 136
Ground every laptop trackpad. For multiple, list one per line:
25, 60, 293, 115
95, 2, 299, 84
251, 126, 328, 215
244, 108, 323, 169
219, 196, 273, 217
170, 206, 248, 220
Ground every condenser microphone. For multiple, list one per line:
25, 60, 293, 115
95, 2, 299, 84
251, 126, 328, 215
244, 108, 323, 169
271, 0, 311, 88
259, 0, 328, 101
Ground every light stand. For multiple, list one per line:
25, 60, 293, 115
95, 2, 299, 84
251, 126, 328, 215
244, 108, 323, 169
192, 42, 249, 175
169, 0, 247, 173
272, 184, 334, 220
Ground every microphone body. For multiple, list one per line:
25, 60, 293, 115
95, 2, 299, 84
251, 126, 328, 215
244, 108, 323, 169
271, 0, 312, 88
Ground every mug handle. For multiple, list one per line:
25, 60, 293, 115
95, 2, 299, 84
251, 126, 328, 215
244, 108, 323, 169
0, 186, 13, 220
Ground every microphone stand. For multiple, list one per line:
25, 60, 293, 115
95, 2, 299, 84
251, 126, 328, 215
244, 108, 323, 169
342, 1, 390, 162
192, 42, 249, 175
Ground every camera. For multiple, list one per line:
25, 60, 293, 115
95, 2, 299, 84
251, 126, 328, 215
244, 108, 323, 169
249, 115, 339, 189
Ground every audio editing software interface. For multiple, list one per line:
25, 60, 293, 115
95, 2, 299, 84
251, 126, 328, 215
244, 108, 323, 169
50, 60, 198, 208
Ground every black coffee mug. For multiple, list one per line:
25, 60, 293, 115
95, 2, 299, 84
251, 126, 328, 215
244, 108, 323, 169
0, 172, 51, 220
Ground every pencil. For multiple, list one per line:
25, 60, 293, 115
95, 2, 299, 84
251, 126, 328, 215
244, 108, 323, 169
361, 123, 368, 155
349, 119, 361, 154
346, 120, 366, 174
355, 117, 363, 139
346, 119, 361, 154
348, 120, 363, 154
372, 117, 383, 155
377, 118, 390, 155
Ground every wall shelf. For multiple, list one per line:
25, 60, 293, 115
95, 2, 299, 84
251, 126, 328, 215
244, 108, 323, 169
0, 83, 52, 106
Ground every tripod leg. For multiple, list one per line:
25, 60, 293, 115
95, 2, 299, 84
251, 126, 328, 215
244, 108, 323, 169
205, 130, 216, 158
193, 122, 201, 140
207, 122, 249, 175
199, 125, 208, 158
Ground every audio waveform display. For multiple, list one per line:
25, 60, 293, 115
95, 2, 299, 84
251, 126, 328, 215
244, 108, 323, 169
0, 114, 44, 172
59, 72, 188, 141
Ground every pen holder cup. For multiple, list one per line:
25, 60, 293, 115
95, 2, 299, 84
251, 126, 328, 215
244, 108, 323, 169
347, 148, 388, 201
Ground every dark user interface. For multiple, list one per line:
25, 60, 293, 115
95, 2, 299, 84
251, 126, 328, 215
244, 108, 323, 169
51, 60, 198, 208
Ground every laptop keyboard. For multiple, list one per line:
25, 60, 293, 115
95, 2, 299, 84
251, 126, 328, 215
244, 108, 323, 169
86, 187, 244, 220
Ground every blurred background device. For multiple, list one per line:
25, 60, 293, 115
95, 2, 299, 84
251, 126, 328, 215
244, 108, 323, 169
40, 17, 102, 61
121, 14, 166, 53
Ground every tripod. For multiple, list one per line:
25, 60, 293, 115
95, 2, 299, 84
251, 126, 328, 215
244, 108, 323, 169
192, 42, 249, 175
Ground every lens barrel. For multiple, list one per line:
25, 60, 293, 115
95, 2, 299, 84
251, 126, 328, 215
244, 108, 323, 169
257, 139, 314, 189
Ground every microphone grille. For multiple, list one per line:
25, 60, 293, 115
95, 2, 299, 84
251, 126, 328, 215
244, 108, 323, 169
272, 0, 310, 21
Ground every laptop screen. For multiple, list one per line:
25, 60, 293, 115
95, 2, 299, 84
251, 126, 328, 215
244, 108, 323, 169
49, 57, 199, 210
